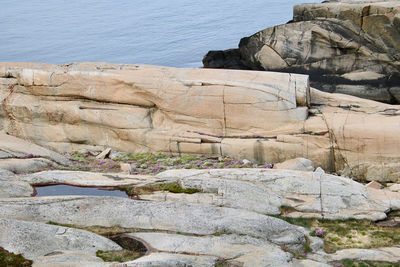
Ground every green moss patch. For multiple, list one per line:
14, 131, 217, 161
122, 182, 199, 197
96, 249, 143, 263
275, 216, 400, 253
331, 259, 400, 267
0, 247, 32, 267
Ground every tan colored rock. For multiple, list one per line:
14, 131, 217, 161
389, 184, 400, 192
0, 133, 69, 165
1, 63, 400, 182
120, 163, 132, 173
95, 148, 111, 159
365, 181, 384, 190
274, 157, 314, 172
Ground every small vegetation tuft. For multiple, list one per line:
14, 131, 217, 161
96, 249, 142, 262
331, 259, 400, 267
0, 247, 32, 267
122, 182, 200, 197
273, 216, 400, 253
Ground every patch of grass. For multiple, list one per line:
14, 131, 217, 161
122, 182, 200, 197
0, 247, 32, 267
96, 249, 142, 262
60, 151, 270, 175
272, 216, 400, 253
331, 259, 400, 267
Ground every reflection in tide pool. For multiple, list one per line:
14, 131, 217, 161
34, 185, 129, 198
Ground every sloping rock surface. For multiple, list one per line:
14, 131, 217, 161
1, 63, 400, 182
148, 168, 399, 220
0, 196, 307, 251
204, 0, 400, 103
0, 218, 121, 261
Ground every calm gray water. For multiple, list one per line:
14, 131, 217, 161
0, 0, 317, 67
34, 185, 129, 198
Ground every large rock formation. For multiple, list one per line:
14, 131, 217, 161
1, 62, 400, 182
203, 0, 400, 104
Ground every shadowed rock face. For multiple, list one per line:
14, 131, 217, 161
1, 62, 400, 182
203, 0, 400, 104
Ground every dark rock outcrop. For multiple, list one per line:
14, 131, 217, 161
203, 0, 400, 104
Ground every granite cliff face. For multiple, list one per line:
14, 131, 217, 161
1, 62, 400, 182
203, 0, 400, 104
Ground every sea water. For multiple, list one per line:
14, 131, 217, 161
0, 0, 318, 67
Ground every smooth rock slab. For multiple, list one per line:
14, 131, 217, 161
0, 180, 33, 198
0, 133, 70, 165
15, 170, 171, 187
33, 251, 110, 267
0, 218, 121, 260
122, 252, 218, 267
129, 232, 292, 267
156, 169, 398, 220
0, 158, 57, 174
331, 247, 400, 263
0, 196, 306, 251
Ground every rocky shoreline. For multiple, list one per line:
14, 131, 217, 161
1, 0, 400, 266
204, 0, 400, 104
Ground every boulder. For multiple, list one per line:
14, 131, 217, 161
203, 0, 400, 104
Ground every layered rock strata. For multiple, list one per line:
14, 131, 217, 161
1, 62, 400, 182
203, 0, 400, 103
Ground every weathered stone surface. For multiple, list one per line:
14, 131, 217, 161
365, 181, 384, 190
0, 168, 14, 178
274, 157, 314, 171
33, 251, 110, 267
204, 0, 400, 103
1, 63, 400, 182
0, 196, 307, 251
0, 158, 57, 174
0, 133, 69, 165
96, 148, 111, 159
331, 247, 400, 263
128, 232, 292, 266
154, 168, 399, 220
123, 253, 218, 267
389, 183, 400, 192
0, 180, 33, 197
0, 218, 121, 261
14, 170, 167, 187
0, 62, 310, 148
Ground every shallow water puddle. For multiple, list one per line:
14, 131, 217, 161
34, 184, 129, 198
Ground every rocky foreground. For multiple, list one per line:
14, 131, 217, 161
203, 0, 400, 104
0, 136, 399, 266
